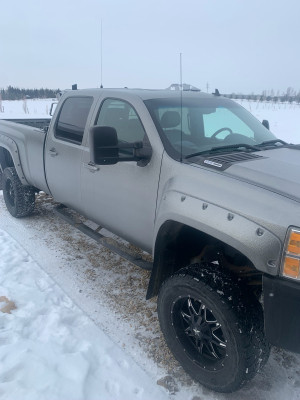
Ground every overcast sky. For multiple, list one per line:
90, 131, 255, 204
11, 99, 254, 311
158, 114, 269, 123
1, 0, 299, 94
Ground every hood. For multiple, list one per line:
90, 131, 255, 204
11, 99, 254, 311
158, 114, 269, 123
221, 147, 300, 202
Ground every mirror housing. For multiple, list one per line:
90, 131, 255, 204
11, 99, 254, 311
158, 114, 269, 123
262, 119, 270, 130
50, 102, 58, 116
90, 126, 119, 165
90, 126, 152, 166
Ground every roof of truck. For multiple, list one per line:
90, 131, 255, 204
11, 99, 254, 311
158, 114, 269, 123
62, 88, 217, 101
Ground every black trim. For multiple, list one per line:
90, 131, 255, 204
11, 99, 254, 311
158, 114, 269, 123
263, 275, 300, 353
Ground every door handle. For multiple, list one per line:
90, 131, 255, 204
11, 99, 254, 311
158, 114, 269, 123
83, 162, 99, 172
49, 148, 58, 157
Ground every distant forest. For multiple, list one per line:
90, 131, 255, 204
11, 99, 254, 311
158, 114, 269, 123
0, 86, 60, 100
1, 85, 300, 104
224, 89, 300, 104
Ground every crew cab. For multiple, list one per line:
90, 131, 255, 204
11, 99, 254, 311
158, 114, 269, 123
1, 88, 300, 392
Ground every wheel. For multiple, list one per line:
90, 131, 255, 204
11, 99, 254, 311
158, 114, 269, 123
3, 167, 35, 217
157, 263, 270, 393
0, 170, 2, 190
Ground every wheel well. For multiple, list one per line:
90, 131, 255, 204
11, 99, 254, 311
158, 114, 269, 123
0, 147, 14, 172
146, 221, 262, 299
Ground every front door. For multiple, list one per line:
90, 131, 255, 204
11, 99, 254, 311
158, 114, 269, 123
81, 98, 162, 252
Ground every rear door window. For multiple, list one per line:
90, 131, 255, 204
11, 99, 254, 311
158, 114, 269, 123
55, 97, 93, 144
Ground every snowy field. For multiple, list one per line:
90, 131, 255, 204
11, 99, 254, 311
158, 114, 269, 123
0, 98, 54, 119
0, 98, 300, 400
235, 99, 300, 144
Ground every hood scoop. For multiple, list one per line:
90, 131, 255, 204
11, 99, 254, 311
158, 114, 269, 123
198, 152, 265, 171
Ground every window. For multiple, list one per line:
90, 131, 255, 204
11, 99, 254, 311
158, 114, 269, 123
96, 99, 145, 144
145, 97, 277, 160
55, 97, 93, 144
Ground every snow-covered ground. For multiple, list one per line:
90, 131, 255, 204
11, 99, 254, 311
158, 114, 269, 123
0, 99, 300, 400
0, 227, 167, 400
0, 98, 54, 119
235, 99, 300, 143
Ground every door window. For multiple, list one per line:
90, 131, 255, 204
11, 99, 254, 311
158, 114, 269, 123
55, 97, 93, 144
96, 99, 146, 143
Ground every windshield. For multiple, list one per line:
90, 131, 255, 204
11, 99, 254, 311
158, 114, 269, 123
145, 96, 278, 160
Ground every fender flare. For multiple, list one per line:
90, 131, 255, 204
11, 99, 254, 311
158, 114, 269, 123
0, 133, 29, 185
147, 192, 282, 299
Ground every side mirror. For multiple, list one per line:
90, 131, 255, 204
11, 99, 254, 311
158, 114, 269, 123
50, 102, 58, 116
90, 126, 119, 165
262, 119, 270, 130
90, 125, 152, 166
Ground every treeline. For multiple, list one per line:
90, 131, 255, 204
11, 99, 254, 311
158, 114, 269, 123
0, 86, 60, 100
225, 87, 300, 104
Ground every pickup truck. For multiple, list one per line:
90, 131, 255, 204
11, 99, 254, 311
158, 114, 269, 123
0, 88, 300, 393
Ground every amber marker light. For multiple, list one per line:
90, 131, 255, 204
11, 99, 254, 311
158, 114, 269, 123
282, 257, 300, 279
287, 231, 300, 255
281, 228, 300, 280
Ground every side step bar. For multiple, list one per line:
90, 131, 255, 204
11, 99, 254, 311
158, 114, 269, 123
54, 205, 152, 271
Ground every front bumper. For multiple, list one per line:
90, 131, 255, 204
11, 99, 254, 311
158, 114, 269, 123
264, 275, 300, 353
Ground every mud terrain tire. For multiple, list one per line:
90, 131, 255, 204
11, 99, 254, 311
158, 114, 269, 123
3, 167, 35, 217
157, 263, 270, 393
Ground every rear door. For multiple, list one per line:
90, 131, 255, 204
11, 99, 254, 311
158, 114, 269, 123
45, 95, 95, 209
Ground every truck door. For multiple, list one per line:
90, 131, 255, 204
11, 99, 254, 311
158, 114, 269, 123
81, 98, 162, 252
45, 96, 95, 209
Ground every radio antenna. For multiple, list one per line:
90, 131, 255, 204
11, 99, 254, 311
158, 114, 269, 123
100, 20, 103, 88
180, 53, 183, 163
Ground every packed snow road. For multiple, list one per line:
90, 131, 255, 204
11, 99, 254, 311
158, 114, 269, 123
0, 191, 300, 400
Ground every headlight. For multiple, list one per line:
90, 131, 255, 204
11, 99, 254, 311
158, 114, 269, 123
281, 228, 300, 280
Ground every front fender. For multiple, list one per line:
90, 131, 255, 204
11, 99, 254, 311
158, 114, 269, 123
154, 189, 282, 275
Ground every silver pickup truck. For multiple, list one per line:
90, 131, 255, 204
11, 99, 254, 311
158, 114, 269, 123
1, 88, 300, 392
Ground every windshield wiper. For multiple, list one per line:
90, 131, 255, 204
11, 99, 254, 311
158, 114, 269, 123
185, 143, 260, 159
257, 139, 287, 147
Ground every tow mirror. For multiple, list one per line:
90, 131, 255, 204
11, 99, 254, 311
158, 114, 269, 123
50, 102, 58, 116
90, 125, 152, 166
262, 119, 270, 130
90, 126, 119, 165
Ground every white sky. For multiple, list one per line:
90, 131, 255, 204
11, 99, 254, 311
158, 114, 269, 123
1, 0, 299, 94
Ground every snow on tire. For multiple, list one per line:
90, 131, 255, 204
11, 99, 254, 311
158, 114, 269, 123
157, 263, 270, 393
3, 167, 35, 218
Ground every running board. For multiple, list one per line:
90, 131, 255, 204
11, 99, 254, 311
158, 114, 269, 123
53, 205, 152, 271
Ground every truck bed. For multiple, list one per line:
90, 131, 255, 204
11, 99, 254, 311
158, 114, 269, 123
0, 120, 49, 192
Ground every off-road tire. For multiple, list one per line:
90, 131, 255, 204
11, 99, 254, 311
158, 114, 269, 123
157, 263, 270, 393
3, 167, 35, 217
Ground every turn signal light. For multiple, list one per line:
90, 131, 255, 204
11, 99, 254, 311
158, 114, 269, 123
287, 231, 300, 255
281, 228, 300, 280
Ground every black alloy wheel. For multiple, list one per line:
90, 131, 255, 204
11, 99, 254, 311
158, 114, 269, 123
172, 295, 227, 369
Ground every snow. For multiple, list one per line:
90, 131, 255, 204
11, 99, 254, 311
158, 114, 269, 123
1, 99, 300, 399
0, 99, 53, 119
0, 227, 169, 400
235, 99, 300, 143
